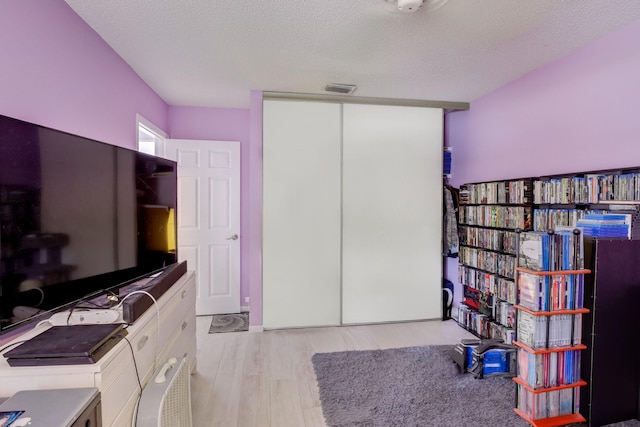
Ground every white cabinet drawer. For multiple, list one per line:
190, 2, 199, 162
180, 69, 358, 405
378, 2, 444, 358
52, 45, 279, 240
109, 381, 141, 427
161, 284, 196, 345
98, 323, 158, 427
158, 306, 196, 367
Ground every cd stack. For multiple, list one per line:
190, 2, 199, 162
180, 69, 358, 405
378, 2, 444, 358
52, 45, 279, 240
513, 229, 591, 427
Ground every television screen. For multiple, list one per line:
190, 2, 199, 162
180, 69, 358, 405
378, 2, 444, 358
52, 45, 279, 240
0, 114, 177, 334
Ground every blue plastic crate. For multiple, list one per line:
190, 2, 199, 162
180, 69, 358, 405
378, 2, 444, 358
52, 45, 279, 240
481, 349, 511, 375
465, 345, 474, 369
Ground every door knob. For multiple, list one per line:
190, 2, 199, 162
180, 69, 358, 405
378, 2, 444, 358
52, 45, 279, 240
226, 234, 239, 240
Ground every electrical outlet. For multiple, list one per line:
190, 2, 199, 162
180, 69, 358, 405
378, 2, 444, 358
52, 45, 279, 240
244, 297, 250, 304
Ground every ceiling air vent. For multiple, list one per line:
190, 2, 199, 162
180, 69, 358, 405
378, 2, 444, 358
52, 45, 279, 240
324, 83, 357, 95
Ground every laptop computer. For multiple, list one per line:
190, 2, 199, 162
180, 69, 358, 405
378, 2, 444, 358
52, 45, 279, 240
0, 388, 100, 427
4, 324, 127, 367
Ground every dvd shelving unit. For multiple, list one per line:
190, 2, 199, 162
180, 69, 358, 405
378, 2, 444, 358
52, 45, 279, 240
456, 178, 533, 341
453, 167, 640, 424
532, 168, 640, 239
513, 230, 590, 427
529, 167, 640, 425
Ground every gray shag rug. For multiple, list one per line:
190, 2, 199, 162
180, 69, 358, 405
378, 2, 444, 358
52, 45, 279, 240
312, 345, 529, 427
208, 312, 249, 334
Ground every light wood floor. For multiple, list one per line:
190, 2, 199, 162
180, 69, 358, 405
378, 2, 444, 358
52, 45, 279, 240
191, 316, 475, 427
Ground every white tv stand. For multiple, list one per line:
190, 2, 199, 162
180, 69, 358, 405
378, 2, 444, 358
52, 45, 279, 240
0, 270, 196, 427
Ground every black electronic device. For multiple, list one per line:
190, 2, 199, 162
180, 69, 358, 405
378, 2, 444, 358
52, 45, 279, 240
0, 113, 178, 335
3, 324, 127, 366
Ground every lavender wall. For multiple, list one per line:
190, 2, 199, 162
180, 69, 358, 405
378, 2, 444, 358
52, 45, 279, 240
0, 0, 260, 323
445, 19, 640, 309
0, 1, 169, 345
448, 19, 640, 188
0, 0, 168, 148
167, 106, 252, 305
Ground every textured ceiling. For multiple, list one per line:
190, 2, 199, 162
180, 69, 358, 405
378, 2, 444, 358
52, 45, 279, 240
64, 0, 640, 109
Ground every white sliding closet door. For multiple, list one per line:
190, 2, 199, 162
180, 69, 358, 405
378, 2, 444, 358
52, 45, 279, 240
263, 100, 342, 329
342, 104, 443, 324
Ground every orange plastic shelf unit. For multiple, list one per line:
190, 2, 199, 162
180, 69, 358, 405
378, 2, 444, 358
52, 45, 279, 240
513, 408, 587, 427
513, 340, 587, 354
516, 267, 591, 276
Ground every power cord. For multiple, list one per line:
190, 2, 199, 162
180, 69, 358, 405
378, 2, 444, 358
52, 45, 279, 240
116, 290, 162, 427
50, 289, 122, 325
114, 290, 160, 364
35, 319, 54, 328
39, 289, 158, 328
117, 332, 143, 427
73, 291, 120, 310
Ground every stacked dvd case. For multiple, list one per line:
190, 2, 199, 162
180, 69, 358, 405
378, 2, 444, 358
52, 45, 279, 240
513, 230, 590, 427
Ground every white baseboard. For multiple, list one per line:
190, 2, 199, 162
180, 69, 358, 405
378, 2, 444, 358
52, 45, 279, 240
248, 325, 263, 333
241, 305, 250, 313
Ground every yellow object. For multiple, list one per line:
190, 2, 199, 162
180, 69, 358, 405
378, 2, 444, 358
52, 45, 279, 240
143, 206, 176, 252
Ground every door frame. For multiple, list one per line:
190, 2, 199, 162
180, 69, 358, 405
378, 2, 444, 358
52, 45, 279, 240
165, 138, 241, 316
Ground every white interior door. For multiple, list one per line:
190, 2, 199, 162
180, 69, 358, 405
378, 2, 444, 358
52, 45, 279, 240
165, 139, 241, 315
341, 104, 443, 324
262, 100, 342, 329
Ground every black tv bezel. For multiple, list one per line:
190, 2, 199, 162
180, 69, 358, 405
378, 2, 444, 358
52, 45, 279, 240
0, 113, 178, 336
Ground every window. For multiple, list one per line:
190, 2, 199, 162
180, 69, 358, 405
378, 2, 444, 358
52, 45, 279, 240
136, 114, 167, 157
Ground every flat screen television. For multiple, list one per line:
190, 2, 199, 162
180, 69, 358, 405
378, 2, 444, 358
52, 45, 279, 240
0, 114, 177, 335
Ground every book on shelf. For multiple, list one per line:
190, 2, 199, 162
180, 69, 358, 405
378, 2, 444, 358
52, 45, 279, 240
457, 304, 515, 343
532, 208, 626, 233
459, 247, 516, 279
517, 229, 584, 272
579, 213, 628, 222
516, 310, 583, 350
461, 180, 531, 205
518, 272, 547, 312
533, 176, 591, 205
518, 271, 585, 312
518, 232, 547, 271
459, 226, 519, 255
459, 187, 470, 204
550, 171, 640, 203
516, 385, 580, 421
460, 205, 532, 229
478, 292, 493, 317
517, 349, 582, 390
496, 300, 516, 328
456, 269, 516, 305
576, 213, 631, 238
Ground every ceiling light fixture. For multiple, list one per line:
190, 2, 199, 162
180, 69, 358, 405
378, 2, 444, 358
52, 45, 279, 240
384, 0, 450, 14
397, 0, 424, 13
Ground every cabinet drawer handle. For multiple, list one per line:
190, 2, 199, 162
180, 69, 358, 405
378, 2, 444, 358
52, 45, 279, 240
181, 290, 187, 299
181, 321, 188, 331
137, 335, 149, 351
